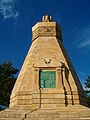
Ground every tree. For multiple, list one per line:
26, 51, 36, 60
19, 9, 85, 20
84, 76, 90, 107
0, 61, 18, 107
85, 76, 90, 92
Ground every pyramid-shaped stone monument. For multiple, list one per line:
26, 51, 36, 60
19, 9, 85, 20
0, 14, 90, 120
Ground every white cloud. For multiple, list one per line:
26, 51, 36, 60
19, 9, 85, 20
78, 39, 90, 48
77, 26, 90, 48
0, 0, 19, 20
71, 25, 90, 48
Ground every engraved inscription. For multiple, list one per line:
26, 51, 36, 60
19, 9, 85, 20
40, 71, 56, 88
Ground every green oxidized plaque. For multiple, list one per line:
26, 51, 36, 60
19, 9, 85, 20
40, 71, 56, 88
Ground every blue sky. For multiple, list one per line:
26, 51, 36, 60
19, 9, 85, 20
0, 0, 90, 88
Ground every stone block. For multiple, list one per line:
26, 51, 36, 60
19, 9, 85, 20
41, 99, 65, 104
17, 99, 32, 105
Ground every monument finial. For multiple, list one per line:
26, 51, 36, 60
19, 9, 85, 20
42, 13, 52, 22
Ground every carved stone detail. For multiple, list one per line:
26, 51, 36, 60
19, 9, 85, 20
44, 58, 51, 64
32, 25, 62, 41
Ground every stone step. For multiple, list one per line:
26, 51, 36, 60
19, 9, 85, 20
24, 118, 88, 120
0, 118, 22, 120
0, 117, 90, 120
0, 110, 25, 118
0, 106, 90, 120
26, 108, 90, 119
26, 110, 77, 118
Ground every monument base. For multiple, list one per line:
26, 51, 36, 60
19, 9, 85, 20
0, 105, 90, 120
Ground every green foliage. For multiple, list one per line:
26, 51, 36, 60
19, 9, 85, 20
0, 61, 18, 107
85, 76, 90, 90
84, 76, 90, 107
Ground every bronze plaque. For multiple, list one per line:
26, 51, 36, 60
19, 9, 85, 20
40, 71, 56, 88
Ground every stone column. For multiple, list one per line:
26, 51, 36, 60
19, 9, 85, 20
55, 67, 65, 108
56, 68, 62, 88
62, 68, 72, 105
32, 67, 40, 109
33, 67, 40, 92
62, 68, 70, 92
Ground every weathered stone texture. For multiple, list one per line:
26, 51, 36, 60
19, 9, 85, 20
0, 14, 90, 119
10, 35, 85, 108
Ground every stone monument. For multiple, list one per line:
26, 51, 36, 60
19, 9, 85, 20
0, 14, 90, 120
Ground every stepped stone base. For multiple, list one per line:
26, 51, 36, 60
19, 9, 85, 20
0, 105, 90, 120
